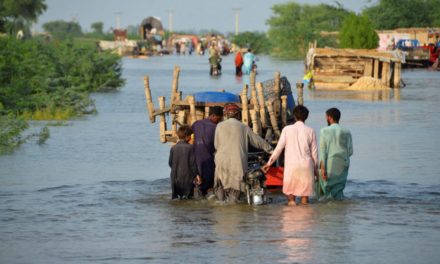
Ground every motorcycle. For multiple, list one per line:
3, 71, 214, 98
244, 152, 267, 205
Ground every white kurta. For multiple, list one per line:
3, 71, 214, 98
214, 118, 272, 191
267, 121, 318, 196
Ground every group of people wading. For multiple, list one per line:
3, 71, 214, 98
209, 46, 257, 77
169, 104, 353, 205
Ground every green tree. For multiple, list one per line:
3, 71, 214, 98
362, 0, 440, 29
0, 0, 47, 34
43, 20, 83, 40
91, 21, 103, 35
267, 2, 350, 59
232, 31, 271, 54
339, 14, 379, 49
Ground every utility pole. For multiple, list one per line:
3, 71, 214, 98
232, 8, 242, 36
168, 9, 174, 33
114, 12, 123, 29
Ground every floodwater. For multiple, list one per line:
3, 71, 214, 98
1, 55, 439, 264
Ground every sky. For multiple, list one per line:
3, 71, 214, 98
36, 0, 371, 33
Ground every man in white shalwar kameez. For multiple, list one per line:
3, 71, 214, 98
214, 104, 272, 203
263, 105, 318, 205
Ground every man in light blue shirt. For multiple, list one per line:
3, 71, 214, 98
319, 108, 353, 200
241, 49, 255, 75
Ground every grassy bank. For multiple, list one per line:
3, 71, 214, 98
0, 37, 124, 154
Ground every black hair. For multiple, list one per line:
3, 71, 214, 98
326, 108, 341, 122
177, 125, 192, 140
293, 105, 309, 122
209, 106, 224, 116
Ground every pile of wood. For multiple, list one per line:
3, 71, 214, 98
306, 48, 404, 89
143, 66, 300, 144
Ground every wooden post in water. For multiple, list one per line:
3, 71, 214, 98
256, 82, 267, 128
240, 93, 249, 125
281, 95, 287, 127
143, 76, 156, 123
188, 95, 196, 126
382, 62, 390, 86
266, 101, 281, 138
374, 59, 380, 79
393, 62, 401, 88
296, 82, 304, 105
158, 96, 167, 143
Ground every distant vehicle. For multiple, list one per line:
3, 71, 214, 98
395, 39, 430, 67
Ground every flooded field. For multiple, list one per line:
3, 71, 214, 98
1, 55, 439, 263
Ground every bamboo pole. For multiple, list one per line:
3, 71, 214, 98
281, 95, 287, 127
250, 71, 256, 94
274, 71, 281, 117
393, 62, 401, 88
205, 106, 210, 118
251, 87, 259, 111
240, 93, 249, 125
242, 84, 248, 98
143, 76, 156, 123
171, 66, 180, 104
256, 82, 267, 128
170, 66, 181, 133
250, 109, 260, 135
266, 101, 281, 138
188, 95, 196, 126
158, 96, 167, 143
296, 82, 304, 105
274, 72, 281, 96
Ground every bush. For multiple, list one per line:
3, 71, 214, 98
0, 37, 124, 152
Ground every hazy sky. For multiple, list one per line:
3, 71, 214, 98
37, 0, 371, 33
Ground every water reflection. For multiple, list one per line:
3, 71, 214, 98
277, 206, 314, 263
309, 88, 401, 102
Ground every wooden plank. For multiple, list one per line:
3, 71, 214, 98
393, 62, 401, 88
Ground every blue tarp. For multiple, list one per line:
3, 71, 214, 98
193, 91, 240, 103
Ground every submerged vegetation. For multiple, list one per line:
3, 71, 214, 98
0, 37, 124, 154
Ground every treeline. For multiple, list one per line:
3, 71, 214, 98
42, 20, 141, 41
233, 0, 440, 59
